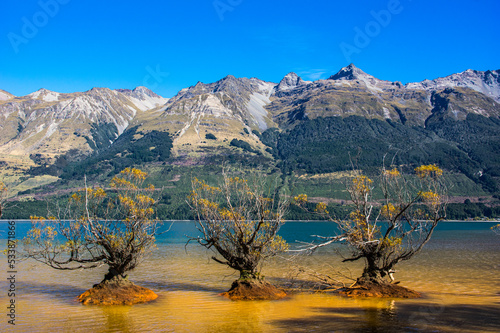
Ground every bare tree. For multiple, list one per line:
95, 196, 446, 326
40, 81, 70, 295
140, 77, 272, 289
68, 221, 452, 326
295, 164, 447, 286
188, 169, 289, 282
23, 168, 160, 284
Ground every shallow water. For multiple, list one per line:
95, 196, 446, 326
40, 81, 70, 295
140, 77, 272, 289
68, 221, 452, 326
1, 221, 499, 332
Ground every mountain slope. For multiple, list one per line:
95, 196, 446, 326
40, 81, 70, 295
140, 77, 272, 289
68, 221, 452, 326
138, 75, 277, 158
0, 89, 14, 101
0, 87, 167, 165
267, 64, 500, 128
406, 69, 500, 102
2, 64, 500, 199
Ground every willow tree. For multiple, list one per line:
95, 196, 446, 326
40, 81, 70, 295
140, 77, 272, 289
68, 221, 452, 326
189, 169, 289, 300
296, 164, 446, 292
23, 168, 160, 305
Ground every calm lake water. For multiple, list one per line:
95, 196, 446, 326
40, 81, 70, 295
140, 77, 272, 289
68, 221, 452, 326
1, 221, 499, 332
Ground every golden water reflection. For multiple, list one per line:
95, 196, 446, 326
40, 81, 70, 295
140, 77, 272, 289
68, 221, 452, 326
1, 222, 499, 332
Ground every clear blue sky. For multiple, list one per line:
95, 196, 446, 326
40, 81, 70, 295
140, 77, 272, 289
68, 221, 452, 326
1, 0, 499, 98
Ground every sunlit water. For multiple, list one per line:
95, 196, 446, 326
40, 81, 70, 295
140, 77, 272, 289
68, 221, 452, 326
1, 221, 499, 332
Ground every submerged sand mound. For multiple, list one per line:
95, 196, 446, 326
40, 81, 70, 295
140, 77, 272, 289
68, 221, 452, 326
222, 279, 287, 301
78, 276, 158, 305
338, 282, 421, 298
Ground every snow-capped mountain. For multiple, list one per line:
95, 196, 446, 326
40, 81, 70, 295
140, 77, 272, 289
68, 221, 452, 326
406, 69, 500, 102
267, 64, 500, 127
0, 86, 168, 163
1, 64, 499, 179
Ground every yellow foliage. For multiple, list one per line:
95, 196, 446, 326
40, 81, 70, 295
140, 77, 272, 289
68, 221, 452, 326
415, 164, 443, 179
110, 176, 137, 189
197, 198, 219, 210
136, 194, 155, 206
268, 235, 289, 253
419, 191, 441, 206
70, 193, 81, 202
219, 207, 244, 221
192, 178, 221, 194
121, 167, 148, 181
384, 168, 400, 178
229, 176, 247, 185
294, 194, 308, 204
315, 202, 329, 214
381, 236, 402, 248
381, 203, 397, 219
349, 210, 367, 226
92, 187, 107, 198
351, 175, 372, 194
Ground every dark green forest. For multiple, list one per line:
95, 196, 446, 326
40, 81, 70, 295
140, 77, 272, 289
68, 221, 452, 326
262, 115, 500, 194
7, 114, 500, 220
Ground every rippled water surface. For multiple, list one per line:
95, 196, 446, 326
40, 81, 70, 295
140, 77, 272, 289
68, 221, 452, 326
1, 221, 499, 332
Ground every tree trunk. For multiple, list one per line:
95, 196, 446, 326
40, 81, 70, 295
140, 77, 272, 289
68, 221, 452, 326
358, 255, 386, 285
94, 267, 128, 287
239, 268, 261, 281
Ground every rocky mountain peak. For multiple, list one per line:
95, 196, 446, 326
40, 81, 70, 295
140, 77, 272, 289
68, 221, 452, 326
329, 64, 375, 81
275, 72, 308, 92
27, 88, 61, 102
117, 86, 164, 100
0, 89, 14, 101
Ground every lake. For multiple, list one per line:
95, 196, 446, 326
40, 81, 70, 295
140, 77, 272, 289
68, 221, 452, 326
1, 221, 499, 332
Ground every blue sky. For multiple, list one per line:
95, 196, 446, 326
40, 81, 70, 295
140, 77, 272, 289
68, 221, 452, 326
1, 0, 499, 98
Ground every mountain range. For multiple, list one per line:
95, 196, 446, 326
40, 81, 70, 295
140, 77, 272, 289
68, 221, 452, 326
1, 64, 500, 203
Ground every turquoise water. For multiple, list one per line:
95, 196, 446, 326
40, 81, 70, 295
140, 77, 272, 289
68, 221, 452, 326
1, 221, 499, 332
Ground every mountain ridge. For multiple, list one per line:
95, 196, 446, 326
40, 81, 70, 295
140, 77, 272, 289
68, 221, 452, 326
1, 64, 500, 200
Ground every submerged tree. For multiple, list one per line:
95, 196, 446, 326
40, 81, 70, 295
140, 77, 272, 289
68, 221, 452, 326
23, 168, 160, 305
188, 169, 289, 299
296, 164, 446, 293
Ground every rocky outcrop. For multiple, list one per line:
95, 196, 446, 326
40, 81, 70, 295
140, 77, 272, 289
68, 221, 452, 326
273, 72, 311, 96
